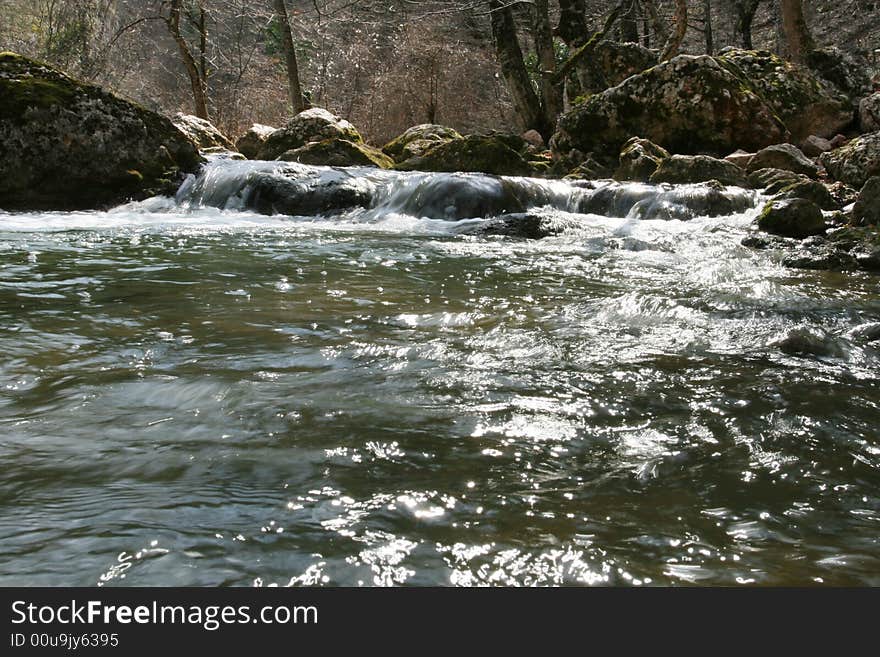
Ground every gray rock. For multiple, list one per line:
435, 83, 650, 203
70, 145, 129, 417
382, 124, 462, 163
172, 113, 234, 151
457, 212, 580, 239
747, 144, 819, 178
774, 180, 838, 210
800, 135, 833, 157
258, 108, 363, 161
859, 93, 880, 133
649, 155, 747, 187
724, 150, 755, 169
852, 177, 880, 226
614, 137, 669, 182
235, 123, 276, 159
0, 52, 201, 210
820, 131, 880, 188
756, 198, 826, 239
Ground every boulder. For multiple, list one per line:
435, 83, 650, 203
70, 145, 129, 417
258, 108, 362, 160
235, 123, 276, 159
756, 198, 826, 239
563, 157, 612, 180
457, 211, 580, 239
820, 131, 880, 188
551, 55, 788, 161
747, 168, 806, 193
774, 179, 838, 210
172, 112, 234, 150
0, 52, 200, 210
805, 47, 874, 103
718, 49, 854, 142
395, 134, 533, 176
521, 129, 545, 150
578, 180, 754, 219
746, 143, 819, 177
800, 135, 832, 157
852, 177, 880, 226
578, 40, 658, 94
724, 150, 755, 169
649, 155, 748, 187
859, 93, 880, 133
382, 124, 462, 162
613, 137, 669, 182
278, 138, 393, 168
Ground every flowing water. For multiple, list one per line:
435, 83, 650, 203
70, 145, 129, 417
1, 160, 878, 586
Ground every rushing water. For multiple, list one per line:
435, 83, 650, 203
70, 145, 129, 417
1, 161, 878, 586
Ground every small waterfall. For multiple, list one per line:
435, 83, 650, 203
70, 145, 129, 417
174, 159, 759, 229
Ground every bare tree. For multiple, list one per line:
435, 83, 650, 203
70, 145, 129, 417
163, 0, 210, 119
660, 0, 688, 61
272, 0, 306, 114
780, 0, 814, 63
733, 0, 761, 49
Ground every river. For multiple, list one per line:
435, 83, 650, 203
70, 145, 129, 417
1, 160, 878, 586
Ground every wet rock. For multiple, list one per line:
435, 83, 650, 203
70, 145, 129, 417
457, 211, 580, 239
172, 113, 235, 151
551, 55, 788, 161
756, 198, 826, 239
564, 156, 613, 180
774, 180, 838, 210
852, 177, 880, 226
782, 247, 857, 270
382, 124, 462, 163
847, 322, 880, 342
245, 171, 374, 217
719, 49, 854, 142
614, 137, 670, 182
278, 138, 393, 168
258, 108, 362, 160
200, 147, 246, 161
649, 155, 747, 187
383, 173, 527, 220
747, 168, 807, 193
826, 181, 859, 208
859, 93, 880, 133
800, 135, 833, 157
820, 131, 880, 189
395, 134, 533, 176
579, 181, 753, 220
771, 326, 848, 358
747, 144, 819, 178
0, 52, 201, 210
235, 123, 275, 159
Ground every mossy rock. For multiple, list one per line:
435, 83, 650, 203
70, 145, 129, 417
747, 144, 818, 178
258, 108, 363, 161
395, 135, 533, 176
551, 55, 788, 161
614, 137, 669, 182
852, 177, 880, 226
820, 132, 880, 189
717, 49, 854, 142
756, 198, 826, 239
649, 155, 747, 187
172, 113, 235, 151
0, 51, 201, 210
382, 124, 463, 162
774, 180, 838, 210
278, 138, 393, 169
747, 167, 807, 192
235, 124, 276, 160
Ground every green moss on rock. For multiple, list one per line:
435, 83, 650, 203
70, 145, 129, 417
395, 135, 533, 177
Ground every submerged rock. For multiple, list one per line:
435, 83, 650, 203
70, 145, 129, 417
278, 138, 393, 168
172, 113, 235, 151
771, 327, 848, 358
756, 198, 826, 239
258, 108, 362, 161
649, 155, 747, 187
0, 52, 200, 210
457, 211, 580, 239
382, 124, 463, 163
820, 131, 880, 189
235, 123, 276, 159
395, 134, 533, 177
747, 144, 818, 178
614, 137, 670, 182
380, 173, 527, 220
579, 181, 754, 220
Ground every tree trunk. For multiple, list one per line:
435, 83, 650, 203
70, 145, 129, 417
660, 0, 688, 61
489, 0, 549, 138
534, 0, 562, 125
273, 0, 305, 114
734, 0, 761, 49
166, 0, 209, 120
619, 0, 639, 43
641, 0, 669, 45
780, 0, 814, 63
704, 0, 713, 55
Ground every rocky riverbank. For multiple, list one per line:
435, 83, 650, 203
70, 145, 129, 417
2, 48, 878, 273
